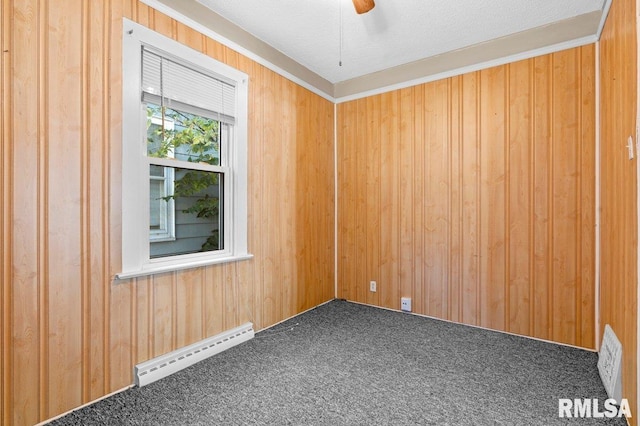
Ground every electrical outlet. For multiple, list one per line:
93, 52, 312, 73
401, 297, 412, 312
369, 281, 377, 292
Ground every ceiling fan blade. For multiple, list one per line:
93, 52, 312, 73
352, 0, 375, 14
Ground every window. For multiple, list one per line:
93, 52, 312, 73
118, 19, 251, 279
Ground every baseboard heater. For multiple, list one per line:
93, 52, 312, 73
134, 322, 254, 387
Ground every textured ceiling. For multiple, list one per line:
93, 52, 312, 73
196, 0, 607, 84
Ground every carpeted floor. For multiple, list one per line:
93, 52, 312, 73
49, 300, 626, 425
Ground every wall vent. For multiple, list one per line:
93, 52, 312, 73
135, 322, 254, 387
597, 324, 623, 402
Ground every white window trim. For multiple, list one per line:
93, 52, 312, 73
117, 18, 251, 280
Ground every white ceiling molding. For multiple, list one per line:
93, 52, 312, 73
142, 0, 335, 102
143, 0, 609, 102
334, 11, 601, 101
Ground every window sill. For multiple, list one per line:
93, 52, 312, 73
114, 253, 253, 281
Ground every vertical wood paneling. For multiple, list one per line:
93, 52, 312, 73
412, 86, 425, 315
479, 66, 507, 331
532, 55, 552, 341
579, 45, 596, 349
47, 0, 84, 415
108, 277, 132, 392
280, 77, 292, 320
355, 98, 367, 303
1, 0, 10, 423
11, 0, 42, 423
599, 0, 638, 423
460, 72, 480, 326
294, 84, 310, 310
508, 60, 532, 336
175, 269, 203, 348
448, 77, 462, 323
134, 276, 151, 364
424, 80, 449, 319
203, 265, 224, 336
378, 91, 399, 310
36, 1, 49, 416
3, 0, 620, 423
337, 46, 596, 349
2, 0, 335, 423
247, 61, 264, 331
398, 88, 415, 310
261, 65, 280, 327
105, 0, 122, 396
366, 95, 380, 307
338, 95, 357, 302
87, 0, 109, 401
551, 49, 579, 345
152, 273, 173, 357
295, 84, 334, 312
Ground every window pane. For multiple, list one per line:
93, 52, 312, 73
149, 179, 164, 230
150, 165, 165, 177
150, 166, 174, 240
150, 166, 223, 258
146, 103, 221, 166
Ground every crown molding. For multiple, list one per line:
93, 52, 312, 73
142, 1, 605, 104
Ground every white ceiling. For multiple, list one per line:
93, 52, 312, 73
196, 0, 607, 84
150, 0, 609, 99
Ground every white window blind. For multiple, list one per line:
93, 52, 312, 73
141, 46, 237, 124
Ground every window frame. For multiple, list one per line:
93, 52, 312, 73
149, 164, 175, 242
148, 116, 176, 242
118, 19, 251, 280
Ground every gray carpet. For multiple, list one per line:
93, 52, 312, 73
49, 300, 626, 425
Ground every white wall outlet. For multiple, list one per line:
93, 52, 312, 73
401, 297, 412, 312
369, 281, 377, 292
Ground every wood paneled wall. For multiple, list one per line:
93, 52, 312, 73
3, 0, 635, 424
0, 1, 334, 424
599, 0, 638, 423
1, 0, 9, 423
337, 46, 596, 348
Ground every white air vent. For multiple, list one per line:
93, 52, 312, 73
597, 324, 623, 402
135, 322, 254, 387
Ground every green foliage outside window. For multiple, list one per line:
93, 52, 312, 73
147, 104, 221, 251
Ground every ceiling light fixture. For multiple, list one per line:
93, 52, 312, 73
352, 0, 375, 14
